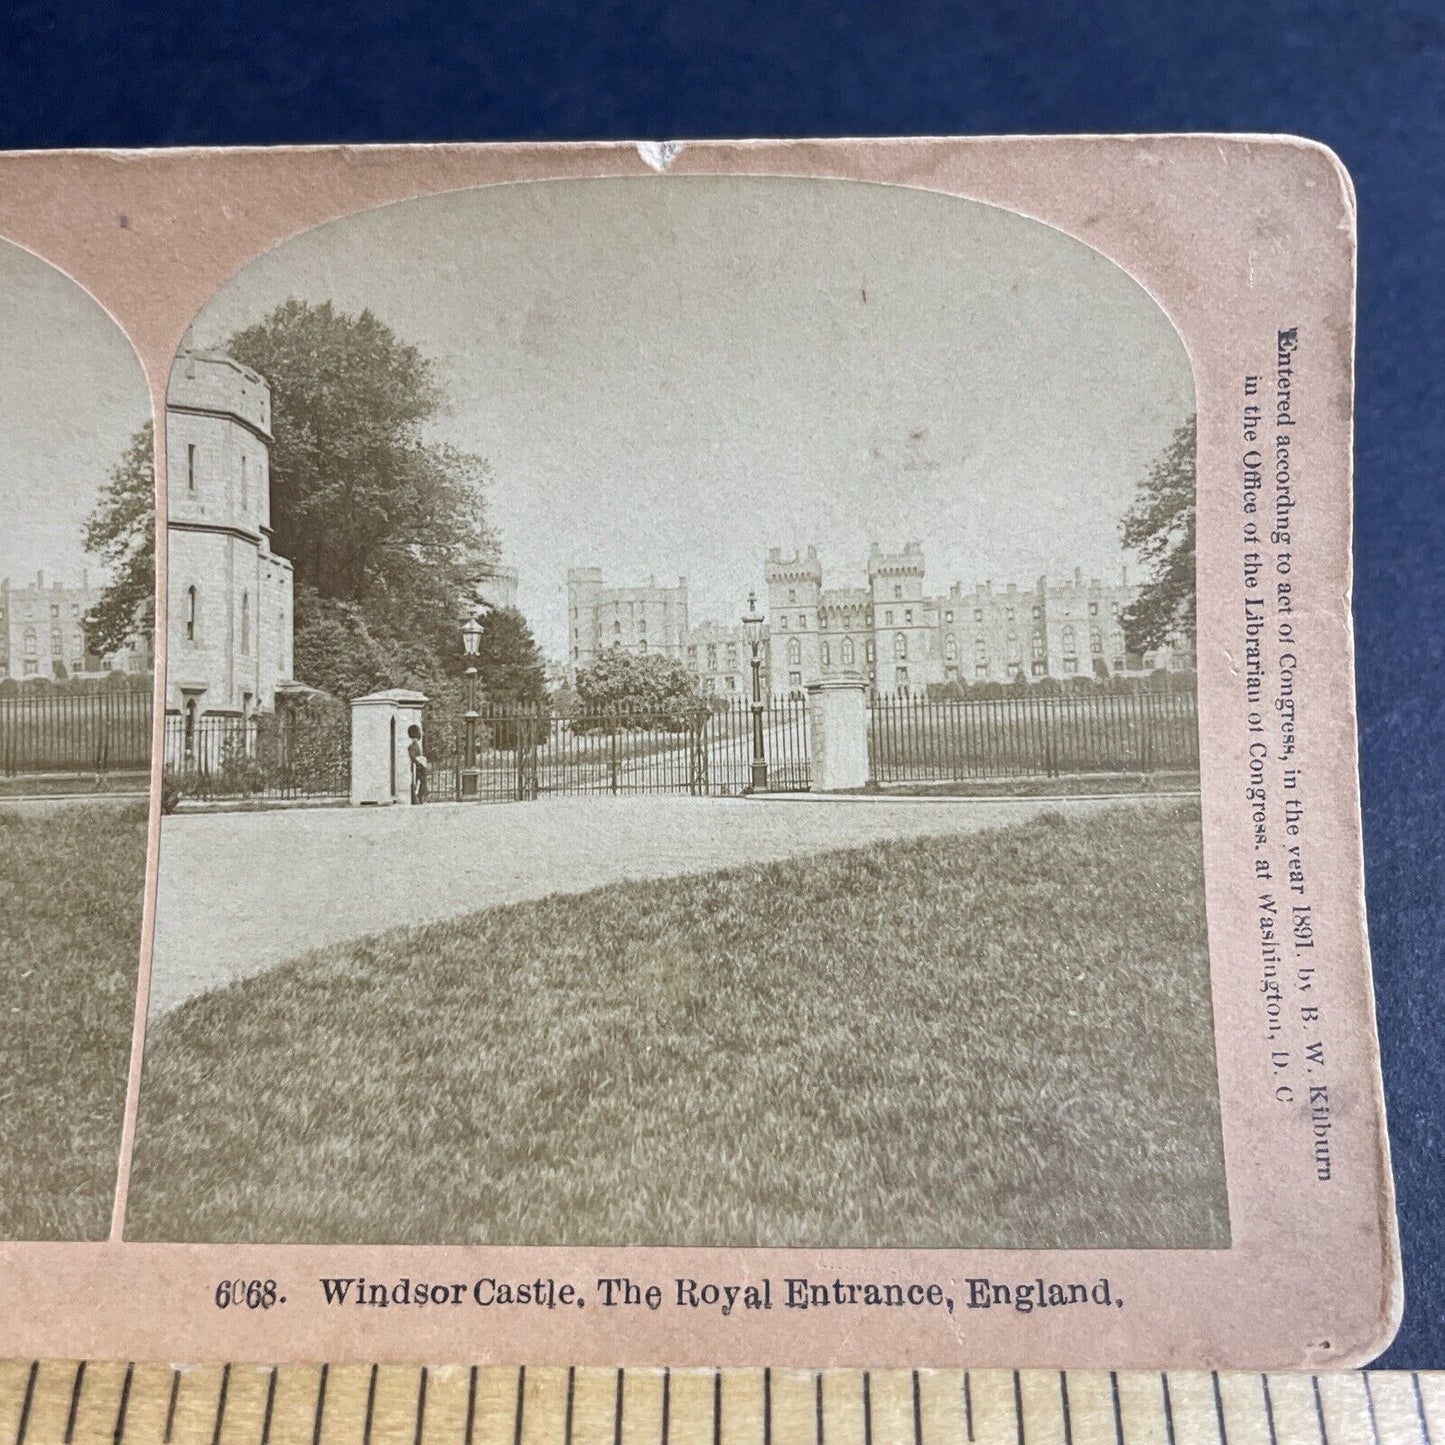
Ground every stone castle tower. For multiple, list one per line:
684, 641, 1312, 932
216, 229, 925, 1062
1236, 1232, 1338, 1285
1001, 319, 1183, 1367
764, 546, 823, 692
867, 541, 938, 692
165, 350, 294, 721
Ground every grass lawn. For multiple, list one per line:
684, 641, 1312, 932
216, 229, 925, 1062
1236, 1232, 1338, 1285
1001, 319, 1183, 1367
1, 802, 148, 1239
127, 800, 1228, 1249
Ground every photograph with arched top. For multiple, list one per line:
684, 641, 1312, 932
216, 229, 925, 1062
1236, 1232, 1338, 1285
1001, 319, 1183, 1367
127, 176, 1224, 1249
0, 239, 154, 1240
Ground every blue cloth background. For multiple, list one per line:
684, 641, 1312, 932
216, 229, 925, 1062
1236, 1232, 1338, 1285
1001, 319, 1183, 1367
6, 0, 1440, 1368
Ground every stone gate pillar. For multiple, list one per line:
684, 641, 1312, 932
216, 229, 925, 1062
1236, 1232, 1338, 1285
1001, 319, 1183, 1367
805, 678, 871, 792
349, 688, 429, 805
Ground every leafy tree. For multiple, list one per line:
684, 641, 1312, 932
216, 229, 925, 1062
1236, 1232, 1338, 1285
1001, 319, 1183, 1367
223, 300, 497, 688
1120, 414, 1196, 654
83, 423, 155, 656
574, 650, 702, 730
474, 607, 546, 709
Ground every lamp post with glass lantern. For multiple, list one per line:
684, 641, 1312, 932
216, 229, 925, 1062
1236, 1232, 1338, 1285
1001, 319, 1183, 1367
742, 591, 768, 792
461, 615, 483, 799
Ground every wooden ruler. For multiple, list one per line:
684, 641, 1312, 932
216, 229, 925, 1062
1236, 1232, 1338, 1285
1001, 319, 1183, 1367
0, 1364, 1438, 1445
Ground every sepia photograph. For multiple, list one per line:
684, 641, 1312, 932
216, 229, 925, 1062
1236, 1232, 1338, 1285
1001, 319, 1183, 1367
126, 175, 1227, 1249
0, 238, 155, 1240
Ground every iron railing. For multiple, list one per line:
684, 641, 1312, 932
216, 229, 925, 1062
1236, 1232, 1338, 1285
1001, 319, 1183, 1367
0, 688, 152, 776
869, 688, 1199, 783
163, 706, 350, 802
424, 697, 812, 802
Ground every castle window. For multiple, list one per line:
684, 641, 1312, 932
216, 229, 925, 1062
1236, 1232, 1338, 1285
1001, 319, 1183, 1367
1006, 607, 1015, 622
1089, 602, 1099, 616
50, 627, 62, 654
241, 591, 250, 655
789, 589, 797, 604
613, 621, 621, 635
973, 608, 983, 622
1032, 605, 1042, 620
1062, 625, 1076, 656
841, 637, 855, 666
787, 637, 801, 666
1032, 633, 1045, 659
638, 639, 648, 654
944, 635, 958, 662
893, 584, 902, 600
905, 609, 913, 624
1006, 634, 1021, 664
865, 640, 875, 663
23, 628, 36, 658
821, 641, 831, 666
974, 637, 986, 660
187, 444, 197, 492
1032, 660, 1046, 676
727, 644, 738, 668
1111, 602, 1119, 615
240, 455, 248, 510
975, 663, 987, 679
884, 610, 893, 625
185, 586, 198, 641
894, 633, 907, 660
707, 644, 717, 669
779, 616, 788, 630
798, 614, 806, 629
573, 647, 579, 660
945, 610, 954, 623
50, 604, 59, 618
638, 618, 647, 634
688, 645, 697, 664
1090, 629, 1103, 654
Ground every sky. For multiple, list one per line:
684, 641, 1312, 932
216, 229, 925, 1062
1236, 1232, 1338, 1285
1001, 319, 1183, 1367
189, 175, 1193, 658
0, 240, 152, 589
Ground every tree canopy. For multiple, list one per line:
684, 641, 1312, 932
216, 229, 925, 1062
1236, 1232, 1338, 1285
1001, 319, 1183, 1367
83, 423, 155, 656
1120, 414, 1196, 655
224, 300, 498, 696
474, 606, 547, 709
574, 650, 702, 728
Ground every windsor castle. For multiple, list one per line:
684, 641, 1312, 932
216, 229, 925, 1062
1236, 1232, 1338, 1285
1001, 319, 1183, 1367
567, 543, 1192, 698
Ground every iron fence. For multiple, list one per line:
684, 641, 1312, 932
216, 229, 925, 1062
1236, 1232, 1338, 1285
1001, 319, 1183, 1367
0, 689, 152, 776
163, 704, 350, 802
869, 688, 1199, 783
424, 697, 812, 802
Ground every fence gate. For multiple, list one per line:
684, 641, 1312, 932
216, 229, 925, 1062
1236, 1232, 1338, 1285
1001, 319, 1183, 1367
426, 697, 811, 803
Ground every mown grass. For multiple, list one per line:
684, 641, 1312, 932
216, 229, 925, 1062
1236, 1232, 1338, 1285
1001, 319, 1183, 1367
1, 802, 148, 1239
128, 800, 1228, 1248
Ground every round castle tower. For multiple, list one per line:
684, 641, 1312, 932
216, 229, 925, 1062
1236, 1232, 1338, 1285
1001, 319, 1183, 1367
165, 350, 294, 720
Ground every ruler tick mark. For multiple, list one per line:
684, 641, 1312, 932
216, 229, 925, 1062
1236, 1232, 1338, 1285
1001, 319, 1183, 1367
261, 1368, 277, 1445
1311, 1377, 1328, 1445
1059, 1373, 1073, 1445
465, 1367, 478, 1445
312, 1364, 329, 1445
713, 1370, 721, 1445
1262, 1377, 1279, 1445
763, 1368, 772, 1445
613, 1368, 622, 1445
964, 1372, 974, 1444
363, 1365, 378, 1445
64, 1361, 86, 1445
1161, 1375, 1176, 1445
1110, 1372, 1124, 1445
914, 1371, 924, 1445
412, 1367, 427, 1445
514, 1367, 527, 1445
1363, 1373, 1382, 1445
1415, 1374, 1433, 1445
113, 1363, 134, 1445
1213, 1372, 1228, 1445
862, 1371, 872, 1445
211, 1364, 230, 1445
15, 1361, 37, 1445
816, 1372, 825, 1445
660, 1368, 669, 1445
164, 1370, 180, 1445
1013, 1372, 1023, 1445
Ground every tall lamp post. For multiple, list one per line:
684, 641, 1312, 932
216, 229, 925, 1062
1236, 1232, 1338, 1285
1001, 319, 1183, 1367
461, 615, 483, 799
742, 590, 768, 792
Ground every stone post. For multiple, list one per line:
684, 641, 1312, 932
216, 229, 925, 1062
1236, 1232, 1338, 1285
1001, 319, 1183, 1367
349, 688, 429, 806
805, 678, 871, 792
